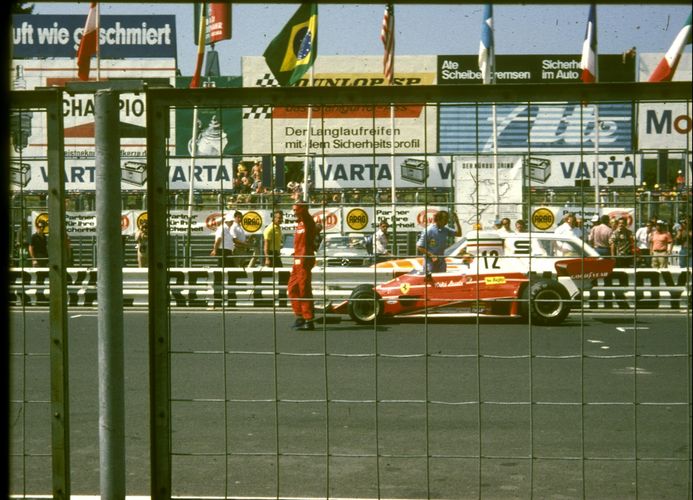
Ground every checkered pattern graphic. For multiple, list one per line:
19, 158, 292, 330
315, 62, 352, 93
243, 73, 278, 119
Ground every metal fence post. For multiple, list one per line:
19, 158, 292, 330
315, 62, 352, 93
45, 89, 71, 500
95, 89, 126, 498
147, 92, 172, 499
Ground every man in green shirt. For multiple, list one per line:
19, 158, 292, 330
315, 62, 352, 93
263, 210, 284, 267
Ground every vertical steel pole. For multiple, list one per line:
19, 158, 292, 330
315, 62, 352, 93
147, 92, 172, 499
95, 90, 126, 498
46, 89, 71, 500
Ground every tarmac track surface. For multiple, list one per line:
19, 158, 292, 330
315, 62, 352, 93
8, 309, 692, 499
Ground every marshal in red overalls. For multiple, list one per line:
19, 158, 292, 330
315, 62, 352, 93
287, 203, 316, 329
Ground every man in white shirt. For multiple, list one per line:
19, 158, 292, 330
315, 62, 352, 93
210, 213, 235, 267
373, 220, 392, 263
634, 220, 654, 267
554, 213, 582, 255
229, 211, 252, 267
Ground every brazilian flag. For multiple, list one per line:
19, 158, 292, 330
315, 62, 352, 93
263, 3, 318, 86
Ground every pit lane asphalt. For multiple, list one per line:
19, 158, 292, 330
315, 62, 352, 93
8, 309, 692, 499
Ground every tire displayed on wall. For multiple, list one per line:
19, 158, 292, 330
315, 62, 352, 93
521, 279, 571, 325
347, 284, 383, 324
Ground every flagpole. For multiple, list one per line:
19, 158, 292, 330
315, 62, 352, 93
389, 12, 396, 256
187, 2, 207, 265
381, 3, 396, 252
96, 2, 101, 81
593, 5, 600, 210
594, 105, 600, 209
303, 66, 315, 202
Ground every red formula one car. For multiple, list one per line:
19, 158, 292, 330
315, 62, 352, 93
327, 234, 614, 325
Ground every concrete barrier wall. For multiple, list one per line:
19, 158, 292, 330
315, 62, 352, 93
8, 267, 692, 310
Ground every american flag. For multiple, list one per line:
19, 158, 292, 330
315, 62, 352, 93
380, 3, 394, 84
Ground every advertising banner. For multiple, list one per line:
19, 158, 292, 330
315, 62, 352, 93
10, 157, 242, 192
9, 61, 175, 160
522, 154, 640, 187
32, 206, 453, 238
437, 54, 635, 84
529, 206, 635, 231
194, 3, 232, 45
314, 156, 454, 189
437, 54, 634, 154
638, 102, 692, 150
440, 101, 633, 153
175, 76, 243, 156
241, 55, 438, 155
12, 15, 176, 58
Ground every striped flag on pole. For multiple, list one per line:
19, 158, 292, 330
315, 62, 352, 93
190, 2, 207, 89
381, 3, 395, 84
76, 2, 98, 81
580, 4, 598, 83
478, 4, 494, 84
648, 12, 692, 82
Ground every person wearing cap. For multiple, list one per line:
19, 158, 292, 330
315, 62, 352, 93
210, 212, 235, 267
649, 220, 673, 269
29, 219, 49, 267
288, 202, 317, 331
588, 215, 613, 257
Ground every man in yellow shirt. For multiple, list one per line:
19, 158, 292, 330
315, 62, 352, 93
263, 210, 284, 267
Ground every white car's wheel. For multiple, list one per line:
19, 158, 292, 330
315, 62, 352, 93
521, 279, 571, 325
348, 284, 383, 324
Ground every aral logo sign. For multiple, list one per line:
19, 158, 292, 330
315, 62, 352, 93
531, 208, 555, 230
638, 103, 692, 150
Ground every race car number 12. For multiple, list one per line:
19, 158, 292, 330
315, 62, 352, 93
481, 250, 500, 269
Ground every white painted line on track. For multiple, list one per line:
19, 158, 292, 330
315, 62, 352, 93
11, 496, 404, 500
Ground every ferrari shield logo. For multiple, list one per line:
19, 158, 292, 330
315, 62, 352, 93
399, 283, 411, 294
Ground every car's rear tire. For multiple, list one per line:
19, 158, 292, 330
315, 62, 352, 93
348, 284, 383, 324
521, 279, 571, 325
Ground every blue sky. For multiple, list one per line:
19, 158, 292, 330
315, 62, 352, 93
31, 3, 692, 76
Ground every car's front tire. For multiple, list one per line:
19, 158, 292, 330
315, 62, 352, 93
348, 284, 383, 324
520, 279, 571, 325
